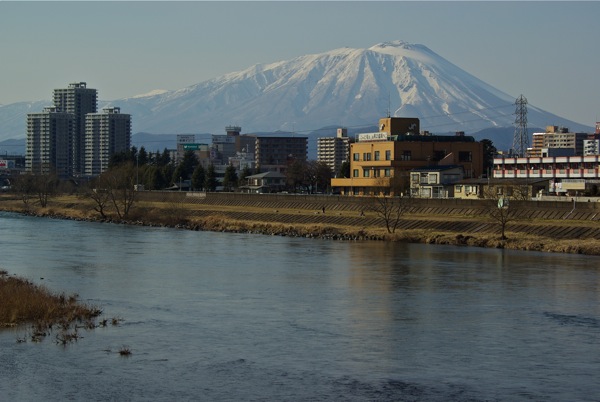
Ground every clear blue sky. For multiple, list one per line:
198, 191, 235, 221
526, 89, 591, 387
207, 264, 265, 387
1, 1, 598, 127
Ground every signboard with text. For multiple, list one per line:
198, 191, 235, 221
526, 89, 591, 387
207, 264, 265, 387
183, 143, 208, 151
357, 132, 389, 142
0, 160, 14, 169
177, 135, 196, 144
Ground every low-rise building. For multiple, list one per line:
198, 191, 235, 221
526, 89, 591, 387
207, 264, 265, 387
410, 165, 464, 198
240, 171, 286, 193
454, 178, 549, 200
493, 155, 600, 196
331, 117, 483, 196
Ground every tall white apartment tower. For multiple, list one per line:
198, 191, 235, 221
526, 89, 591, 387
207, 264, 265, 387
53, 82, 98, 176
317, 128, 350, 175
84, 107, 131, 176
26, 107, 73, 177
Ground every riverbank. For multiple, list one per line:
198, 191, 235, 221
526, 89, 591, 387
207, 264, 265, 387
2, 193, 600, 255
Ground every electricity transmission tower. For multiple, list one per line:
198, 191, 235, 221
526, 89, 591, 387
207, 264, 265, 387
512, 94, 529, 157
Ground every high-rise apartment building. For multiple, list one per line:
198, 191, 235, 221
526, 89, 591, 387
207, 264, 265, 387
53, 82, 98, 175
25, 107, 73, 177
84, 107, 131, 176
331, 117, 483, 196
317, 128, 350, 176
26, 82, 131, 178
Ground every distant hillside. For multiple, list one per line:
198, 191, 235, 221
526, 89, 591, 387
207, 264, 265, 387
0, 138, 25, 156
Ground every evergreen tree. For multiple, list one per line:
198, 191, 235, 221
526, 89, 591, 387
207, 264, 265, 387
191, 164, 206, 191
312, 161, 332, 193
222, 164, 238, 192
204, 163, 218, 192
160, 148, 171, 167
162, 163, 175, 186
138, 146, 149, 166
180, 150, 198, 179
337, 160, 350, 178
144, 165, 167, 190
481, 139, 497, 177
172, 164, 186, 188
286, 159, 307, 192
239, 166, 253, 187
171, 150, 198, 186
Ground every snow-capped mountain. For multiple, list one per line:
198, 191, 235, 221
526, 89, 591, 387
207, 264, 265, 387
0, 40, 591, 147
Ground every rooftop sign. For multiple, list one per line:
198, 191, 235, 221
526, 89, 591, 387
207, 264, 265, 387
177, 134, 196, 144
357, 132, 389, 142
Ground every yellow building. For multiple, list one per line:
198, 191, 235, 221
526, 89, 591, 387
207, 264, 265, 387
331, 117, 483, 196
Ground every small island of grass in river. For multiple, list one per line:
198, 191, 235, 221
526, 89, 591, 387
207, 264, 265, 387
0, 269, 120, 345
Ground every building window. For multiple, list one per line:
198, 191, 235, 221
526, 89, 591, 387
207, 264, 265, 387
411, 173, 419, 183
402, 150, 411, 161
428, 173, 437, 184
353, 169, 359, 177
385, 150, 391, 160
363, 169, 370, 178
384, 168, 391, 177
456, 185, 462, 193
353, 153, 360, 161
374, 151, 380, 161
363, 153, 371, 161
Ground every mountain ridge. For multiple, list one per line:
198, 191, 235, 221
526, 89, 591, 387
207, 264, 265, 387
0, 40, 592, 149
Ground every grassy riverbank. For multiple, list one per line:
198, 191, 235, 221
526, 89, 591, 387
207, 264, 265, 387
0, 269, 105, 344
2, 193, 600, 255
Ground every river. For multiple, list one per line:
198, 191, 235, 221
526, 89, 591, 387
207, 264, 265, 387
0, 211, 599, 401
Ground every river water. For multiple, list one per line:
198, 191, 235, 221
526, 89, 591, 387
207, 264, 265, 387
0, 211, 599, 401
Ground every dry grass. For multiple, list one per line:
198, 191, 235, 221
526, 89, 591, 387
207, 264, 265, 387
0, 270, 104, 344
4, 193, 600, 255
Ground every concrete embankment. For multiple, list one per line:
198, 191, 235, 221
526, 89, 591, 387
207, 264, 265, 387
136, 192, 600, 241
3, 192, 600, 254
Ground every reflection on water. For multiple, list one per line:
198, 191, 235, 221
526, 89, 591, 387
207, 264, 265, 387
0, 212, 599, 401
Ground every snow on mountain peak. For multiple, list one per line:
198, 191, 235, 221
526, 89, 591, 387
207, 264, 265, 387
130, 89, 169, 99
370, 40, 412, 50
0, 40, 587, 145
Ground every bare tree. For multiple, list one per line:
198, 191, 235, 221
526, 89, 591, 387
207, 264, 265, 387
484, 187, 516, 240
11, 172, 57, 209
84, 179, 111, 219
103, 163, 137, 219
511, 184, 531, 201
12, 173, 36, 210
369, 176, 412, 233
34, 173, 58, 208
